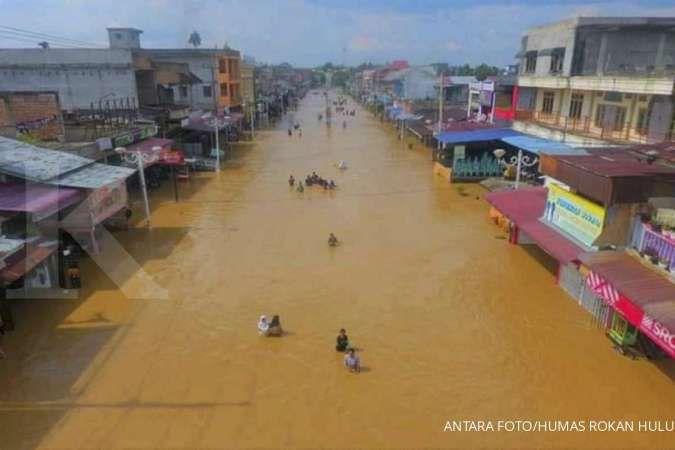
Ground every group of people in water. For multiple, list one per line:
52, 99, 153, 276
288, 123, 302, 137
288, 172, 337, 192
257, 318, 360, 373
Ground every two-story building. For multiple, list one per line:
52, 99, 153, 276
513, 17, 675, 146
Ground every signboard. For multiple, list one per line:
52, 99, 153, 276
543, 183, 605, 247
112, 125, 158, 148
65, 181, 128, 228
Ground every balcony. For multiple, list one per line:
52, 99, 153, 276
631, 220, 675, 272
514, 111, 674, 145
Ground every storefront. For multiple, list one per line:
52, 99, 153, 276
580, 251, 675, 359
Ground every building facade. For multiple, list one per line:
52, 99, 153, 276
0, 91, 64, 141
514, 17, 675, 145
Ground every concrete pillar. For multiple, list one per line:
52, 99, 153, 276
655, 32, 667, 72
596, 32, 609, 76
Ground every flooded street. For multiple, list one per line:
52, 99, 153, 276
1, 92, 674, 449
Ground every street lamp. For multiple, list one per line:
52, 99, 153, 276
115, 145, 160, 227
207, 117, 227, 173
493, 148, 538, 190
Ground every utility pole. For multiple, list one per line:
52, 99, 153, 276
437, 72, 444, 150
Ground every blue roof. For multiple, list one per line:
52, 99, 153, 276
500, 135, 589, 155
436, 128, 522, 145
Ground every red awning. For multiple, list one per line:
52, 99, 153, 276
485, 187, 585, 264
580, 251, 675, 359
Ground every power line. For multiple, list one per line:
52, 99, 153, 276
0, 25, 105, 48
0, 31, 86, 48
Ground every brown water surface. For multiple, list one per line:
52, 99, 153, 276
1, 91, 674, 449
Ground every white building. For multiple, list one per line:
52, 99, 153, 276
514, 17, 675, 145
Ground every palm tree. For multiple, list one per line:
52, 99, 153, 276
188, 31, 202, 48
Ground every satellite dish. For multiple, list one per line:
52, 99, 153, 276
493, 148, 506, 159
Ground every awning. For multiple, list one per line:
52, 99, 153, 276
181, 113, 239, 132
0, 183, 82, 219
0, 237, 24, 261
501, 135, 589, 155
51, 164, 135, 189
436, 128, 522, 145
580, 251, 675, 359
486, 187, 586, 264
0, 136, 93, 183
0, 238, 57, 284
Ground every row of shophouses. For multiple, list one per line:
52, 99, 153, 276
0, 27, 311, 323
354, 17, 675, 361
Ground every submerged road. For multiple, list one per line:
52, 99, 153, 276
1, 91, 674, 449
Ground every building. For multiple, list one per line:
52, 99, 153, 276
240, 62, 255, 120
0, 48, 138, 111
382, 66, 438, 100
0, 27, 243, 115
513, 17, 675, 145
0, 91, 65, 141
137, 48, 242, 112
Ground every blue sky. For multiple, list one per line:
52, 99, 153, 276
0, 0, 673, 67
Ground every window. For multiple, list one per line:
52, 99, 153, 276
115, 33, 122, 40
219, 59, 228, 74
203, 85, 212, 97
550, 49, 565, 74
179, 85, 188, 98
568, 93, 584, 120
594, 104, 627, 131
542, 91, 555, 114
220, 83, 229, 97
636, 108, 649, 135
524, 51, 537, 74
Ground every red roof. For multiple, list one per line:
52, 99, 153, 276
554, 151, 675, 178
126, 137, 173, 153
485, 187, 585, 264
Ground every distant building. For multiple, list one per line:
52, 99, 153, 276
514, 17, 675, 145
0, 27, 243, 114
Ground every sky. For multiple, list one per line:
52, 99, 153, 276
0, 0, 674, 67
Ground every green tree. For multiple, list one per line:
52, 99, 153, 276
474, 63, 499, 81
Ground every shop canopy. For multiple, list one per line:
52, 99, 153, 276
51, 163, 135, 190
580, 251, 675, 359
485, 187, 586, 264
500, 135, 589, 155
436, 128, 522, 145
0, 136, 93, 183
181, 112, 242, 132
0, 182, 82, 218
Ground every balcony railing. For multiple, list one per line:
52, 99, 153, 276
631, 220, 675, 270
516, 110, 674, 144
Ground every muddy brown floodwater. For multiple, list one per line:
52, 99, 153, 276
1, 91, 674, 450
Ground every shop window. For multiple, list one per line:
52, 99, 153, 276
179, 85, 188, 98
220, 83, 229, 97
524, 51, 537, 74
542, 91, 555, 114
549, 49, 565, 74
203, 85, 212, 97
568, 93, 584, 120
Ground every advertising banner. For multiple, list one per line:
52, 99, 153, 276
544, 183, 605, 247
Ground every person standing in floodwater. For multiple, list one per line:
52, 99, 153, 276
288, 128, 292, 137
344, 348, 360, 373
336, 328, 349, 352
299, 128, 302, 137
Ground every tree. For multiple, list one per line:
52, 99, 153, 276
474, 63, 499, 81
188, 31, 202, 48
38, 41, 49, 49
331, 70, 350, 87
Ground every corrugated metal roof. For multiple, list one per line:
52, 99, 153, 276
436, 128, 522, 145
51, 163, 135, 189
485, 187, 586, 263
553, 152, 675, 178
0, 136, 93, 182
579, 251, 675, 338
501, 135, 589, 155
